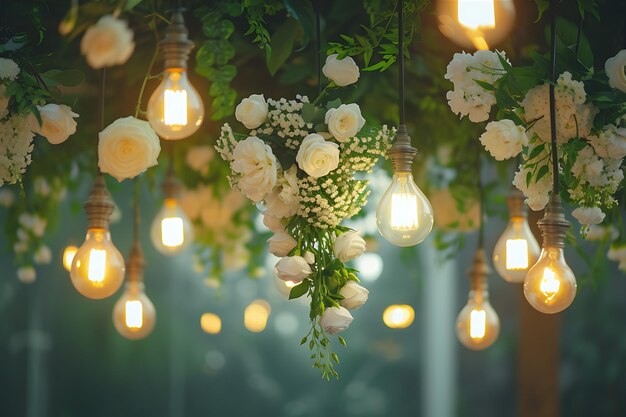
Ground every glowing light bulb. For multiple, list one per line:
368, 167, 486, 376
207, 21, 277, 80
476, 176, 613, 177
493, 217, 540, 283
376, 172, 434, 247
113, 281, 156, 340
456, 289, 500, 350
382, 304, 415, 329
524, 247, 576, 314
147, 69, 204, 140
70, 228, 125, 299
151, 198, 194, 255
244, 300, 271, 333
437, 0, 516, 50
62, 245, 78, 271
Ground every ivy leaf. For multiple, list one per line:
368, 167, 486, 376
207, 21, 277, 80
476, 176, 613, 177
266, 18, 299, 76
289, 280, 310, 300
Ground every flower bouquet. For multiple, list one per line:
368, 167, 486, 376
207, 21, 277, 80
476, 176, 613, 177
216, 55, 394, 379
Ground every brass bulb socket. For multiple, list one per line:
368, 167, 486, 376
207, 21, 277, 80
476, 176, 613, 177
127, 240, 145, 283
506, 189, 527, 219
84, 175, 115, 230
389, 124, 417, 173
468, 248, 490, 291
161, 9, 194, 70
163, 171, 182, 199
538, 195, 570, 248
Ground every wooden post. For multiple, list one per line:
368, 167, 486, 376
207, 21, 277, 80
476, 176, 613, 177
518, 209, 559, 417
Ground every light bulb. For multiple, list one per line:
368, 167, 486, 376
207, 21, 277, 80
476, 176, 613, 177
382, 304, 415, 329
376, 172, 434, 247
524, 247, 576, 314
147, 69, 204, 140
437, 0, 516, 50
113, 281, 156, 340
151, 198, 194, 255
456, 289, 500, 350
70, 228, 125, 299
62, 245, 78, 272
493, 194, 540, 283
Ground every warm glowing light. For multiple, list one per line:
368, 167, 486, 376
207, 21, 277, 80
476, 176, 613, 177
164, 89, 188, 126
87, 249, 106, 283
244, 300, 271, 333
505, 239, 529, 270
125, 300, 143, 328
62, 245, 78, 272
161, 217, 184, 247
469, 309, 486, 339
383, 304, 415, 329
458, 0, 495, 29
391, 193, 419, 230
539, 267, 560, 301
471, 36, 489, 50
201, 313, 222, 334
284, 280, 298, 288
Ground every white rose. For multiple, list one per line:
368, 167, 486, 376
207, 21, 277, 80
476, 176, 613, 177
333, 231, 366, 262
0, 58, 20, 81
17, 266, 36, 284
572, 206, 605, 225
479, 119, 528, 161
589, 125, 626, 160
265, 165, 299, 218
33, 104, 79, 144
324, 103, 366, 142
34, 245, 52, 264
320, 306, 353, 335
322, 54, 360, 86
186, 146, 214, 175
296, 134, 339, 178
231, 136, 278, 202
0, 189, 15, 207
339, 282, 369, 310
80, 15, 135, 69
275, 256, 311, 283
263, 214, 286, 233
235, 94, 268, 129
267, 231, 297, 257
303, 251, 315, 264
0, 85, 9, 119
98, 116, 161, 182
605, 50, 626, 93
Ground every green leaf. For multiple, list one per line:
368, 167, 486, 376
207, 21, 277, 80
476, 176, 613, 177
266, 18, 299, 76
338, 336, 347, 347
300, 336, 308, 345
289, 280, 310, 299
474, 80, 495, 91
536, 164, 549, 182
528, 144, 545, 161
41, 69, 84, 87
282, 0, 315, 50
326, 98, 342, 110
301, 102, 324, 124
331, 353, 339, 364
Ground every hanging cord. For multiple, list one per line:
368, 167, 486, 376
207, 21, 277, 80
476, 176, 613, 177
133, 178, 141, 245
548, 0, 559, 196
477, 152, 485, 249
575, 12, 582, 57
397, 0, 405, 125
96, 68, 107, 176
313, 0, 322, 97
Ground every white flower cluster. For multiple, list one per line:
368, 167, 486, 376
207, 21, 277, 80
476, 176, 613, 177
512, 144, 553, 211
522, 72, 597, 145
445, 50, 509, 122
0, 115, 35, 187
0, 58, 20, 81
251, 95, 313, 150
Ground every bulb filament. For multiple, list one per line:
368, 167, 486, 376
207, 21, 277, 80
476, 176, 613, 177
469, 308, 487, 340
505, 239, 529, 270
125, 300, 144, 329
540, 267, 560, 301
161, 217, 185, 247
164, 89, 188, 127
391, 193, 419, 231
87, 249, 106, 284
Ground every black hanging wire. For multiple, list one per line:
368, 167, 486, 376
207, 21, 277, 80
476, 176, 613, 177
397, 0, 405, 125
477, 151, 485, 249
313, 0, 322, 97
97, 68, 107, 176
548, 0, 559, 196
133, 178, 141, 244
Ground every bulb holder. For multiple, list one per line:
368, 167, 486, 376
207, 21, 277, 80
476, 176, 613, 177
84, 175, 115, 230
388, 124, 417, 173
538, 195, 570, 248
468, 248, 490, 291
161, 8, 194, 70
127, 241, 145, 283
506, 188, 527, 218
163, 170, 182, 199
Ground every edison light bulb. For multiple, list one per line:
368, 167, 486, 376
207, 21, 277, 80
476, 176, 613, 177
71, 228, 125, 299
524, 247, 576, 314
113, 281, 156, 340
376, 172, 434, 247
151, 198, 193, 255
493, 195, 540, 283
437, 0, 516, 50
456, 289, 500, 350
147, 69, 204, 140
